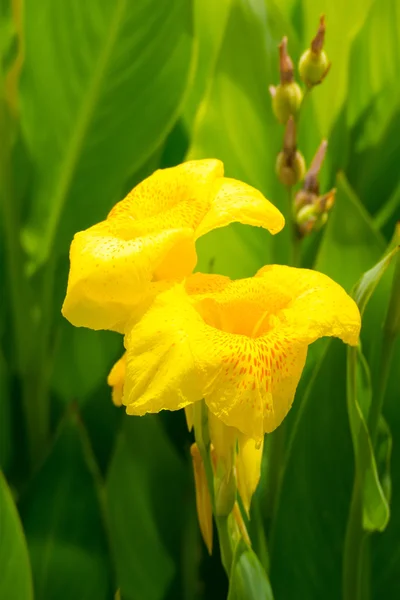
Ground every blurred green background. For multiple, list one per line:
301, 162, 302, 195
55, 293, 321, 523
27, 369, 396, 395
0, 0, 399, 599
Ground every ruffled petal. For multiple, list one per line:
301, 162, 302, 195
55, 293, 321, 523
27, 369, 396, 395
109, 159, 224, 225
123, 287, 203, 415
255, 265, 361, 346
62, 223, 196, 332
194, 178, 285, 239
122, 265, 360, 440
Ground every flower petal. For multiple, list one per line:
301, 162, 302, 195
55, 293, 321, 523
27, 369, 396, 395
122, 268, 360, 440
62, 223, 196, 332
256, 265, 361, 346
236, 434, 264, 516
109, 159, 224, 230
107, 353, 126, 407
123, 287, 203, 415
194, 178, 285, 239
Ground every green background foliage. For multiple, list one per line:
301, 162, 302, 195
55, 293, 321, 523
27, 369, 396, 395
1, 0, 399, 599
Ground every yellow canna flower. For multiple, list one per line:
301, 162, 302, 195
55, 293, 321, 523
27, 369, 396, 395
121, 266, 361, 441
107, 353, 126, 407
191, 443, 213, 554
62, 159, 284, 333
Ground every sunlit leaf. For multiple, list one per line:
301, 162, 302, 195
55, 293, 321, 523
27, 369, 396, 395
20, 0, 194, 266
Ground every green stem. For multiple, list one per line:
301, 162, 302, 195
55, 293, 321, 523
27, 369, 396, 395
343, 476, 368, 600
193, 401, 234, 574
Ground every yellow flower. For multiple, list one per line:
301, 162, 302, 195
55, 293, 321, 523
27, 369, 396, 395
62, 159, 284, 333
121, 266, 361, 441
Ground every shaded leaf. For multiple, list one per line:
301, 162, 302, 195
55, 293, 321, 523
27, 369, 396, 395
20, 410, 112, 600
106, 414, 187, 600
228, 539, 274, 600
270, 340, 353, 600
0, 472, 33, 600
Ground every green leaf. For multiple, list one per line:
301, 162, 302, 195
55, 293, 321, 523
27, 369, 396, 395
347, 0, 400, 139
347, 244, 399, 531
228, 539, 274, 600
182, 0, 232, 129
347, 347, 389, 531
51, 324, 122, 405
315, 172, 386, 292
20, 0, 194, 266
0, 472, 33, 600
372, 340, 400, 599
353, 247, 400, 316
0, 350, 12, 471
188, 0, 298, 272
20, 410, 112, 600
270, 340, 354, 599
106, 414, 187, 600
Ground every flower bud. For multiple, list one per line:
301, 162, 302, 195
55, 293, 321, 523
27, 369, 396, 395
299, 48, 330, 87
191, 443, 213, 554
276, 150, 306, 186
299, 16, 330, 87
214, 466, 237, 517
271, 82, 303, 124
271, 37, 303, 124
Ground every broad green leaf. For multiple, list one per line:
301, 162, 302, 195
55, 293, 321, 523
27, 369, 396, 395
183, 0, 232, 128
270, 340, 353, 599
20, 411, 112, 600
20, 0, 194, 266
0, 472, 33, 600
347, 0, 400, 138
315, 172, 385, 292
106, 414, 187, 600
228, 539, 274, 600
188, 0, 299, 273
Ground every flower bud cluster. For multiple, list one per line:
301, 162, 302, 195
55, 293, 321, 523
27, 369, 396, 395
271, 17, 334, 238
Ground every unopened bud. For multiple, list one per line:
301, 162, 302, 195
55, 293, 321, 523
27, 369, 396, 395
271, 37, 303, 123
313, 212, 329, 232
294, 189, 316, 212
276, 117, 306, 186
315, 188, 336, 214
214, 466, 237, 517
276, 150, 306, 186
299, 16, 330, 86
296, 204, 317, 235
271, 82, 302, 124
